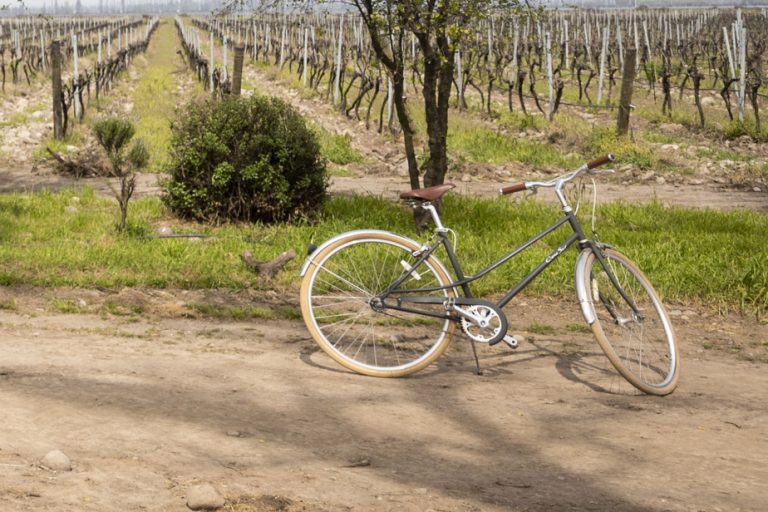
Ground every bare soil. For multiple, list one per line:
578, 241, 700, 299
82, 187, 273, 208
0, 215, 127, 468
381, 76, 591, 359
1, 286, 766, 511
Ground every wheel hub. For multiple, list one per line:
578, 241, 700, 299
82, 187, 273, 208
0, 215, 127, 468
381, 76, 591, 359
369, 297, 385, 311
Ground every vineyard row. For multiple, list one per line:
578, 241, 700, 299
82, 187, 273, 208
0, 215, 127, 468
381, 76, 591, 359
187, 8, 768, 131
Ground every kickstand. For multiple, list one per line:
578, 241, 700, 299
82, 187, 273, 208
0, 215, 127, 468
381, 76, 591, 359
468, 337, 483, 375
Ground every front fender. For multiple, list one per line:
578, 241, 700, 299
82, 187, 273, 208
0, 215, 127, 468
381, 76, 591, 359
574, 248, 597, 325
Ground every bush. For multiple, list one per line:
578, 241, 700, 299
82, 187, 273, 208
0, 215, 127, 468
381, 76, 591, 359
163, 95, 328, 223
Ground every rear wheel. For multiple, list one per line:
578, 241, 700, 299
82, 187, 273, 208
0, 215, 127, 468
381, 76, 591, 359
580, 248, 679, 395
300, 231, 456, 377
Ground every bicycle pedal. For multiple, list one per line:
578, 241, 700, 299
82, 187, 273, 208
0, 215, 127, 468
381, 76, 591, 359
501, 335, 519, 350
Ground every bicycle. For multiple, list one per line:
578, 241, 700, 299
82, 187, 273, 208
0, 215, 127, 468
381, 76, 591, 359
299, 155, 680, 396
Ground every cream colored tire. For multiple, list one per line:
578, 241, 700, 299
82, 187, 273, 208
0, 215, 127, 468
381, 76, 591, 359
580, 248, 680, 395
300, 231, 456, 377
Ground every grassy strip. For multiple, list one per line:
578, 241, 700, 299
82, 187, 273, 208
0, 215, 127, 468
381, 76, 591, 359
130, 19, 203, 172
30, 20, 201, 169
311, 124, 365, 166
0, 189, 766, 314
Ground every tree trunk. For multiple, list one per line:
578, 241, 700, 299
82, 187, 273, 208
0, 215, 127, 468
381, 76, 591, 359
418, 37, 452, 189
391, 68, 420, 191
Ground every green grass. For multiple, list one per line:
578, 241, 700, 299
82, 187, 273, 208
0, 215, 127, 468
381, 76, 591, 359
102, 300, 145, 316
0, 111, 30, 128
51, 298, 85, 314
187, 302, 301, 320
328, 167, 357, 178
0, 297, 18, 311
1, 189, 766, 315
33, 131, 84, 162
722, 120, 768, 141
314, 126, 364, 165
527, 322, 556, 335
695, 147, 752, 162
446, 122, 580, 168
642, 130, 687, 146
407, 109, 582, 169
587, 127, 656, 170
565, 323, 592, 334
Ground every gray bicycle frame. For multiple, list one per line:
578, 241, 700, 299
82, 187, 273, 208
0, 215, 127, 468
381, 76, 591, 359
381, 204, 641, 322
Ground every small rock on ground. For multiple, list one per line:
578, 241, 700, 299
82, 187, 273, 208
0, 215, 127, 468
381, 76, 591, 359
186, 484, 225, 510
41, 450, 71, 471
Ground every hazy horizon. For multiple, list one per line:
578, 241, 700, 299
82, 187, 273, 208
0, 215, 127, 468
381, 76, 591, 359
4, 0, 768, 13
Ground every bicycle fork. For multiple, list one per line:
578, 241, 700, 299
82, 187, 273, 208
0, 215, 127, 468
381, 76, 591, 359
575, 245, 643, 327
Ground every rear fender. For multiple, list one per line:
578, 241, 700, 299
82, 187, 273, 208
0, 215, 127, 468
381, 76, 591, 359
300, 230, 420, 277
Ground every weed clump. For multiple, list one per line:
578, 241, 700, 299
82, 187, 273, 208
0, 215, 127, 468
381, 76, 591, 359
163, 95, 328, 223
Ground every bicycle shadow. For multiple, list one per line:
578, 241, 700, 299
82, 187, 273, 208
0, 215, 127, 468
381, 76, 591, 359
298, 334, 550, 380
526, 338, 645, 395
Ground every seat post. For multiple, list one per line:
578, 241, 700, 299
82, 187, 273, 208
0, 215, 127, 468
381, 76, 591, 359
421, 202, 448, 233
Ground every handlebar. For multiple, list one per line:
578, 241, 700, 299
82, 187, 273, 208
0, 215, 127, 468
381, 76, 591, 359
587, 154, 615, 170
499, 183, 528, 195
499, 154, 615, 196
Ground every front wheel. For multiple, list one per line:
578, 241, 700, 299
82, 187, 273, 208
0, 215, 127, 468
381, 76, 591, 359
300, 231, 456, 377
578, 248, 680, 395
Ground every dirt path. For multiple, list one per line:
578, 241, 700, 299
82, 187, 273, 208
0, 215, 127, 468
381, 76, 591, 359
330, 175, 768, 212
1, 287, 766, 511
2, 168, 764, 214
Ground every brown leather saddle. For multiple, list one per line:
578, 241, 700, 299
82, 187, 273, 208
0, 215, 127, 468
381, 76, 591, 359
399, 183, 456, 202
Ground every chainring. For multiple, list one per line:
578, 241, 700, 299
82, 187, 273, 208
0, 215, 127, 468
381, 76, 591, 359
459, 303, 508, 345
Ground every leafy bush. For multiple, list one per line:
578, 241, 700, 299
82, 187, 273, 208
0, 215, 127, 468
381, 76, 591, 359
163, 95, 328, 223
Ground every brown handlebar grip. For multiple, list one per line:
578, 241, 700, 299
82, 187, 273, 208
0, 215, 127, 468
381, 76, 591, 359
586, 154, 615, 170
499, 183, 528, 195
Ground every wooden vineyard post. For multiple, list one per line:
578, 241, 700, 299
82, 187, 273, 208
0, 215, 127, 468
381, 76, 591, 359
51, 39, 64, 140
223, 35, 229, 82
545, 31, 554, 120
455, 49, 463, 110
301, 27, 308, 86
72, 32, 81, 121
232, 44, 244, 96
617, 48, 637, 136
737, 25, 746, 123
333, 14, 344, 106
209, 31, 214, 92
279, 19, 286, 69
564, 20, 569, 71
597, 27, 608, 106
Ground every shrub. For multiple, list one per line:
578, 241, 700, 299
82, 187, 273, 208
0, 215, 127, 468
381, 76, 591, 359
93, 117, 149, 233
163, 95, 328, 223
